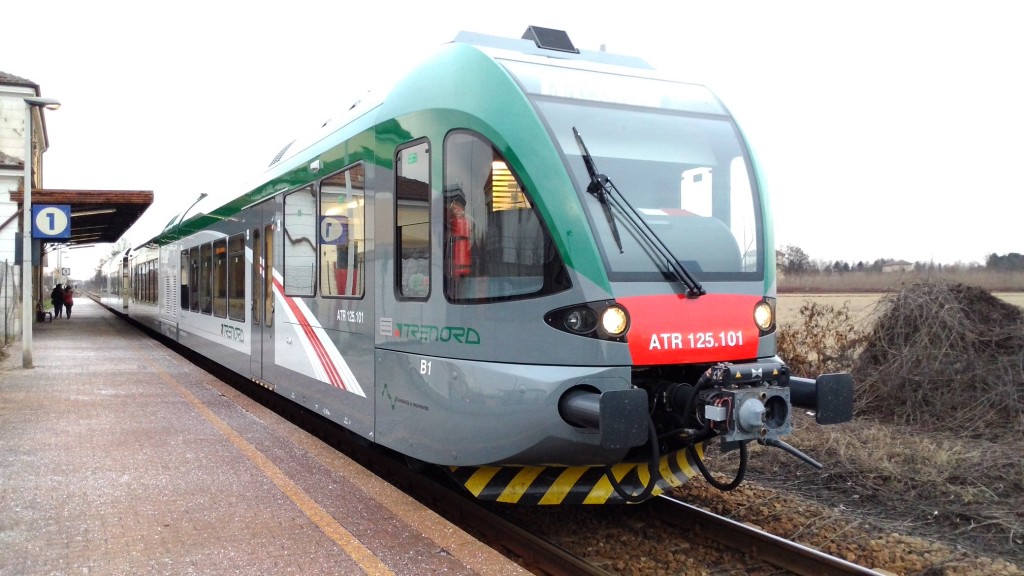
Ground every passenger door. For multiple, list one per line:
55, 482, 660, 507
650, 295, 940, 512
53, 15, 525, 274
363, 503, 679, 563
250, 201, 276, 381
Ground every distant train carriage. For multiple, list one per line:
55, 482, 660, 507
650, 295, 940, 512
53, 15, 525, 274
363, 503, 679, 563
98, 249, 130, 311
111, 28, 852, 504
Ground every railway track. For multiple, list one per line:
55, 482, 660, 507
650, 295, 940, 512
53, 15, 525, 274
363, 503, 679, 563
388, 465, 616, 576
651, 495, 884, 575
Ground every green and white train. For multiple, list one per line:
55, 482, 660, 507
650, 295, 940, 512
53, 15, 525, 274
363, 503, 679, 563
101, 27, 852, 504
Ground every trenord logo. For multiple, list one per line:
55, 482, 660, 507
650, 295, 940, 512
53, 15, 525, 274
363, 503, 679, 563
393, 323, 481, 345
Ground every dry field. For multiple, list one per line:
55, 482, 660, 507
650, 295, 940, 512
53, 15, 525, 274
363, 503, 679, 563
778, 292, 1024, 329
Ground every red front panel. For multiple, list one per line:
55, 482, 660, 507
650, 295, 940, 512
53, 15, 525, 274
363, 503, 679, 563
618, 294, 762, 365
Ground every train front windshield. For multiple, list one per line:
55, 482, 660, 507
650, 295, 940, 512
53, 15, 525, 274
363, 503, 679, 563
505, 59, 764, 283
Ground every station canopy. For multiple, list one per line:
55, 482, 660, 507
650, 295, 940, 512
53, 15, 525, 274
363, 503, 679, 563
12, 188, 153, 246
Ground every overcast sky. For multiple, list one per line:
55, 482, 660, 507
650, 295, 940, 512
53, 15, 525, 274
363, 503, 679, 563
4, 1, 1021, 274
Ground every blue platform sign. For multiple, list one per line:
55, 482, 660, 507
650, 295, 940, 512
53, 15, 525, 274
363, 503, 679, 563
319, 215, 349, 245
32, 204, 72, 239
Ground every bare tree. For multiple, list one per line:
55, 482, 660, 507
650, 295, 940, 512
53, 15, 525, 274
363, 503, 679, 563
778, 244, 812, 275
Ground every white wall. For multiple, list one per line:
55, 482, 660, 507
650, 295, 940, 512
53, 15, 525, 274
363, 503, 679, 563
1, 83, 40, 345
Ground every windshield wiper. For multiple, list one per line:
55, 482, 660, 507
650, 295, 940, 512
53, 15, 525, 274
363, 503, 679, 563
572, 127, 705, 298
573, 127, 623, 253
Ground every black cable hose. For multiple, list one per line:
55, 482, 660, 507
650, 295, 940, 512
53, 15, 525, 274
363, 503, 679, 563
679, 367, 718, 431
688, 441, 748, 492
655, 366, 719, 443
604, 415, 661, 503
611, 365, 739, 499
658, 418, 715, 443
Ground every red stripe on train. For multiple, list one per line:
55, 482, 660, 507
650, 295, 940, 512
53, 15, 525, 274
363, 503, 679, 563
271, 277, 348, 390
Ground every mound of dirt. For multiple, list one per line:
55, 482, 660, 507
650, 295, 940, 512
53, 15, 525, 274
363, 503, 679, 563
769, 282, 1024, 567
854, 281, 1024, 436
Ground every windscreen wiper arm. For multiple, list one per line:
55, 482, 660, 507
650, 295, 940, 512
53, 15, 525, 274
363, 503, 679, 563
573, 127, 623, 253
572, 127, 705, 298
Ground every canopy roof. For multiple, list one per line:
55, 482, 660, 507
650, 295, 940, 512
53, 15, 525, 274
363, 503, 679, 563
11, 188, 153, 246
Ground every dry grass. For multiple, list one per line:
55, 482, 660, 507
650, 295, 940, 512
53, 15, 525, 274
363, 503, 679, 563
743, 416, 1024, 571
776, 300, 867, 378
780, 269, 1024, 293
774, 280, 1024, 565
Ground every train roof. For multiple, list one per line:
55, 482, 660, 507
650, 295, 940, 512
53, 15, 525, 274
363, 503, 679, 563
144, 27, 685, 249
251, 27, 655, 178
454, 27, 654, 70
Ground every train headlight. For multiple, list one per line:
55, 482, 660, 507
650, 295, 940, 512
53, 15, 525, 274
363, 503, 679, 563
545, 301, 629, 342
565, 309, 598, 334
754, 299, 775, 333
599, 305, 630, 338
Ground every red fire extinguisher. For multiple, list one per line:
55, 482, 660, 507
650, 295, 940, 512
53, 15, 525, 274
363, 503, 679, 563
449, 201, 471, 277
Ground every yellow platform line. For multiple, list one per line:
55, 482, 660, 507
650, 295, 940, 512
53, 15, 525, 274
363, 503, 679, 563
142, 350, 393, 576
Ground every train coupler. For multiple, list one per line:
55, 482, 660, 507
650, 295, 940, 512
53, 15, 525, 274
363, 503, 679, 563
659, 361, 794, 444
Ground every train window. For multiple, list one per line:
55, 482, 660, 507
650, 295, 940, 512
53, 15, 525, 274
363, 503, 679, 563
319, 164, 365, 298
283, 186, 317, 297
533, 95, 762, 279
189, 246, 200, 312
228, 234, 245, 322
180, 250, 189, 311
443, 130, 569, 302
200, 243, 213, 314
212, 238, 228, 318
396, 140, 431, 299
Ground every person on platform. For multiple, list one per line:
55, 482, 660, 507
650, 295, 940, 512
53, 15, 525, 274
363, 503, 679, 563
63, 285, 75, 319
50, 283, 65, 318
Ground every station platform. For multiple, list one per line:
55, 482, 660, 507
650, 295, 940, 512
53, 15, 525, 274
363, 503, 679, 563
0, 298, 527, 575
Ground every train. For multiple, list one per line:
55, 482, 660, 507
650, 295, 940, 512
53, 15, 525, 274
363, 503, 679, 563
99, 27, 853, 504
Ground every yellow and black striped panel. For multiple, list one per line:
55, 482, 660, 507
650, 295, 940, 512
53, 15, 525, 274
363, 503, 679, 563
449, 445, 705, 505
